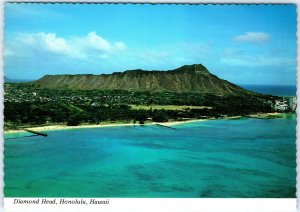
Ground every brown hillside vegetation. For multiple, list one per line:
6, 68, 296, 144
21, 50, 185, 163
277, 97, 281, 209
33, 64, 253, 96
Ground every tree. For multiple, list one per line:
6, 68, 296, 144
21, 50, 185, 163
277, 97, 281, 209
67, 113, 83, 126
152, 115, 168, 122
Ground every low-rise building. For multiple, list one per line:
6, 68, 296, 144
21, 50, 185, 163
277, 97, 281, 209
274, 100, 288, 111
274, 96, 297, 112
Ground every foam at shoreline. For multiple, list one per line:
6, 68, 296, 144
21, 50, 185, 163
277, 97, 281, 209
4, 112, 286, 135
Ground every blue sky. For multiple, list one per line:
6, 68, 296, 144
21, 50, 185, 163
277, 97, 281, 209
4, 3, 297, 85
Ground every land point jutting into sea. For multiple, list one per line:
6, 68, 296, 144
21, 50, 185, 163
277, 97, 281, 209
3, 64, 297, 132
4, 64, 297, 198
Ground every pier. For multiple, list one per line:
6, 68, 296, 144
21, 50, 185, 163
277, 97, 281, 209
155, 123, 177, 130
24, 129, 48, 137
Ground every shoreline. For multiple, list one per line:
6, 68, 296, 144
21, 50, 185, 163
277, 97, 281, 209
4, 119, 205, 134
4, 112, 289, 135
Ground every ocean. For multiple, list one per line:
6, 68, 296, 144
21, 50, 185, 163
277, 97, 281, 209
241, 84, 296, 96
4, 114, 296, 198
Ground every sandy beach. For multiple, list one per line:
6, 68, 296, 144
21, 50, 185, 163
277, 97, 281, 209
5, 123, 149, 134
4, 119, 210, 134
4, 112, 286, 135
245, 112, 283, 118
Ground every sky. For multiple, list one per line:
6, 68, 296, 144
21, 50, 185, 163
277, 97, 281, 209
4, 3, 297, 85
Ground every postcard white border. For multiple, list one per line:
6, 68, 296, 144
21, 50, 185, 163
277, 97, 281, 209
2, 198, 298, 212
0, 0, 299, 212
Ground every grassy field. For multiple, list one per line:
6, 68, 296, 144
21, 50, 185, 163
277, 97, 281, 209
129, 105, 212, 110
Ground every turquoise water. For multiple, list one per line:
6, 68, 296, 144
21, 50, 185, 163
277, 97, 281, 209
4, 116, 296, 197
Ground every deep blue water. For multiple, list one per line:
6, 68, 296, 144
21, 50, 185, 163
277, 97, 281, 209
4, 115, 296, 198
240, 84, 296, 96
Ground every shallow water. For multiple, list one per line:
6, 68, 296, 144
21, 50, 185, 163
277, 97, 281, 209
4, 116, 296, 197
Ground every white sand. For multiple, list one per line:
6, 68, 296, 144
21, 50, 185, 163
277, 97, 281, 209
4, 112, 283, 134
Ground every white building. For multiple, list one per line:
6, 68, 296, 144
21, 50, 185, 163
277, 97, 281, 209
274, 100, 288, 111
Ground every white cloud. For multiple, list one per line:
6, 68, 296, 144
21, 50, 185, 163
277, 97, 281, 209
220, 47, 295, 67
234, 32, 270, 44
77, 31, 126, 52
43, 34, 71, 54
4, 48, 14, 56
221, 54, 295, 67
84, 31, 112, 51
21, 32, 71, 55
6, 31, 127, 60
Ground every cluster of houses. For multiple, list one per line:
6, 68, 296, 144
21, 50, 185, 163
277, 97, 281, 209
274, 96, 297, 112
4, 84, 51, 103
4, 84, 147, 106
5, 83, 297, 113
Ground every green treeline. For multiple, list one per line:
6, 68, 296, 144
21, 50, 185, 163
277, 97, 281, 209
4, 84, 279, 130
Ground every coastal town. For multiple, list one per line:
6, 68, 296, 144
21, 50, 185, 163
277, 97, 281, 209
4, 83, 297, 113
274, 97, 297, 112
3, 82, 297, 131
4, 83, 164, 106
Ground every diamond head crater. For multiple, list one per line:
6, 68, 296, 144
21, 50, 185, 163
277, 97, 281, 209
4, 64, 295, 130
